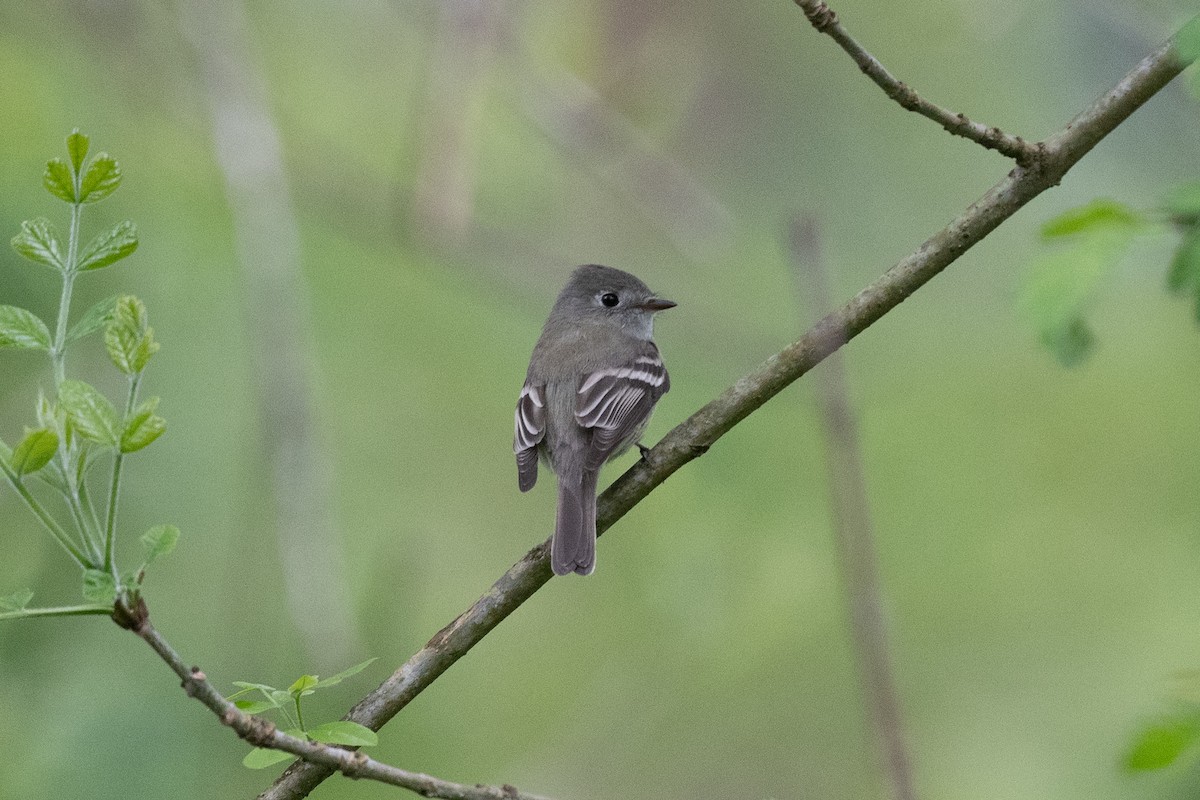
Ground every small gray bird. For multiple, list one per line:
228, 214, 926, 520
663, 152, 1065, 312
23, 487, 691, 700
515, 264, 675, 576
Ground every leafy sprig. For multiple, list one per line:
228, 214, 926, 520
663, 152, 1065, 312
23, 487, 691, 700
0, 130, 176, 622
227, 659, 380, 769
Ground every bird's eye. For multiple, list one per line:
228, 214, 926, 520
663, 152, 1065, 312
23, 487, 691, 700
600, 292, 619, 307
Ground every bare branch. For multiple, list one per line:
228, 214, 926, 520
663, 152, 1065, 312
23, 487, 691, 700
789, 217, 917, 800
261, 17, 1196, 800
118, 601, 554, 800
793, 0, 1039, 163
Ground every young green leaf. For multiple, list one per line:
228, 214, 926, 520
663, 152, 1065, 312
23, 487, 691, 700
313, 658, 378, 688
43, 158, 76, 203
289, 675, 319, 698
1163, 182, 1200, 221
0, 306, 52, 351
0, 589, 34, 612
77, 221, 138, 272
1022, 227, 1136, 366
1040, 199, 1142, 238
59, 380, 120, 447
121, 396, 165, 453
10, 219, 65, 271
234, 699, 281, 715
81, 570, 116, 604
66, 296, 120, 343
105, 296, 159, 374
140, 524, 180, 564
232, 681, 280, 694
243, 748, 295, 770
66, 130, 89, 175
306, 721, 378, 747
1125, 714, 1200, 772
1167, 229, 1200, 295
10, 427, 58, 475
78, 154, 122, 203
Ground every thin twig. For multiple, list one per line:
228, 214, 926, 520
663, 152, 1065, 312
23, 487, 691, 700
789, 216, 917, 800
261, 19, 1196, 800
116, 600, 554, 800
793, 0, 1039, 163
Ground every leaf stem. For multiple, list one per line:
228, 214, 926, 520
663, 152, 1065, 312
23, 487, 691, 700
0, 604, 113, 622
52, 202, 82, 387
0, 460, 91, 568
294, 696, 306, 734
104, 373, 140, 574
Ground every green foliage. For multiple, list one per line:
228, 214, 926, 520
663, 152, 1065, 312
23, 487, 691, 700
77, 221, 138, 272
0, 131, 177, 617
59, 380, 120, 447
10, 218, 65, 271
10, 428, 58, 475
0, 306, 53, 351
1028, 184, 1200, 364
0, 589, 34, 613
1039, 199, 1143, 238
1125, 710, 1200, 772
228, 659, 379, 768
105, 295, 158, 374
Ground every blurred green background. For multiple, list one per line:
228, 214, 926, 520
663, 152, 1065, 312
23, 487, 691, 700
1, 1, 1199, 798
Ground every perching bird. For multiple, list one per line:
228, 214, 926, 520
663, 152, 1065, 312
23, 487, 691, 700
515, 264, 675, 576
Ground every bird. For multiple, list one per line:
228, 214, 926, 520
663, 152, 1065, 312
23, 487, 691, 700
515, 264, 675, 576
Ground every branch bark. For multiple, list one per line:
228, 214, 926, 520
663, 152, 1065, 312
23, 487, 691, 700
261, 15, 1197, 800
116, 600, 554, 800
793, 0, 1038, 162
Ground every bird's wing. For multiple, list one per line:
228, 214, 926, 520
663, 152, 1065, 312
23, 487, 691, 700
514, 381, 546, 492
576, 351, 670, 472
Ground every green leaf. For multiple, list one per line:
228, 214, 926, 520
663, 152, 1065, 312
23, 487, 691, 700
306, 721, 378, 747
59, 380, 120, 447
43, 158, 75, 203
234, 699, 280, 715
105, 295, 158, 374
140, 524, 180, 564
77, 221, 138, 272
0, 589, 34, 612
1023, 227, 1136, 366
67, 130, 89, 175
81, 570, 116, 604
1040, 199, 1143, 238
269, 690, 291, 708
1162, 182, 1200, 220
1167, 229, 1200, 294
288, 675, 319, 698
121, 396, 165, 453
10, 218, 65, 271
0, 306, 52, 350
313, 658, 378, 688
1125, 714, 1200, 772
232, 681, 280, 694
1040, 318, 1095, 367
67, 296, 119, 343
1177, 15, 1200, 63
242, 748, 295, 769
78, 153, 121, 203
10, 427, 58, 475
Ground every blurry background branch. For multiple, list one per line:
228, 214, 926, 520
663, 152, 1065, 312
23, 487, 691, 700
262, 16, 1198, 800
177, 0, 363, 665
789, 216, 917, 800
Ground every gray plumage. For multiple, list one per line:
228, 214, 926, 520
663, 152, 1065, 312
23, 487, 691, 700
515, 264, 674, 576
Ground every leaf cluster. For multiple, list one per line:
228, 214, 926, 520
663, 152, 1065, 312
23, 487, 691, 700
227, 659, 380, 769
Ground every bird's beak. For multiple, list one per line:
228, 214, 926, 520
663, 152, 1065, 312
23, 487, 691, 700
639, 297, 677, 312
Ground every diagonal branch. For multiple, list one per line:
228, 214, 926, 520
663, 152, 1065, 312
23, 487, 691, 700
113, 599, 554, 800
794, 0, 1039, 163
261, 18, 1197, 800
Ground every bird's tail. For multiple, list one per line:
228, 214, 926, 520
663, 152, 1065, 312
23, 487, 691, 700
552, 469, 598, 576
